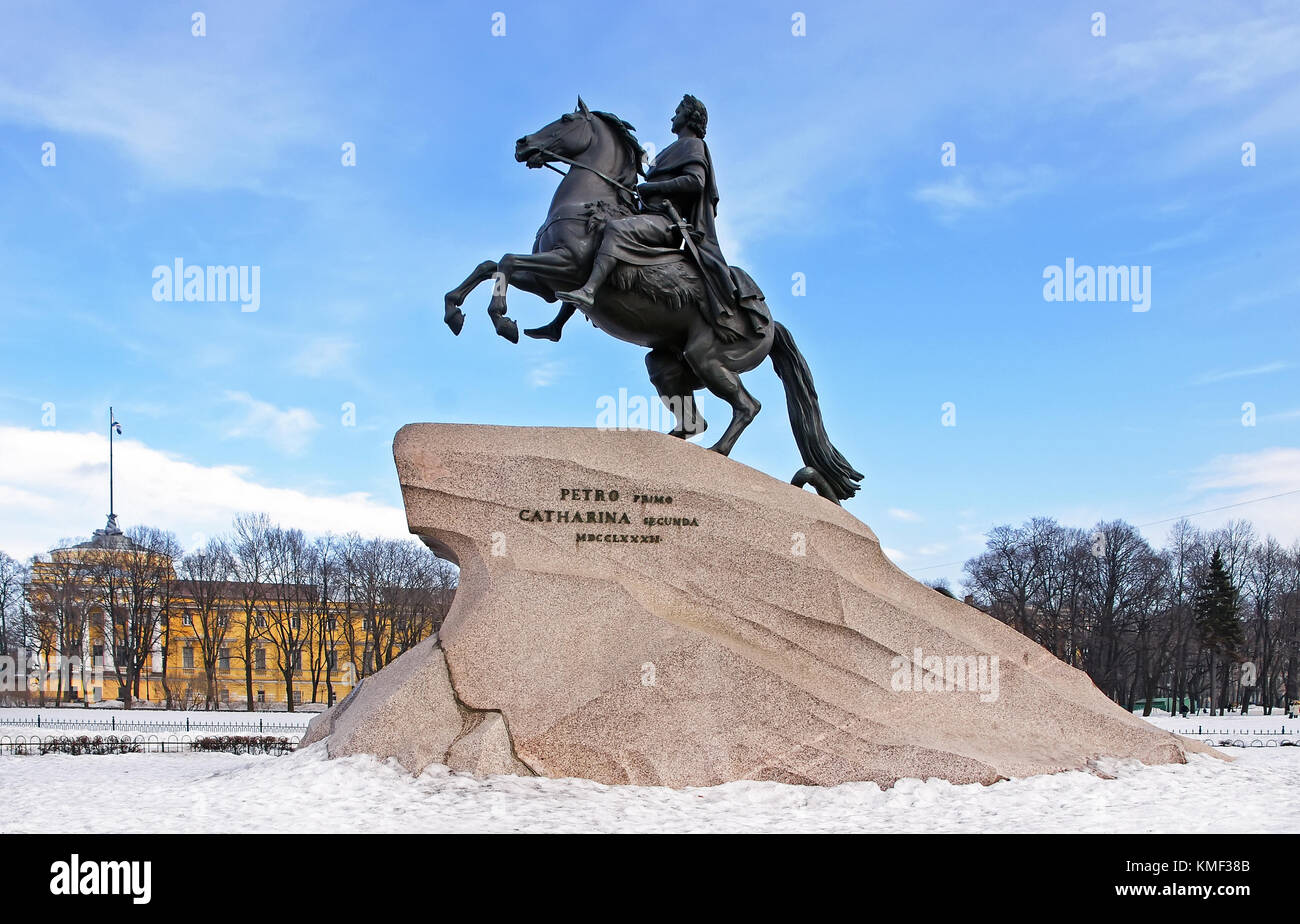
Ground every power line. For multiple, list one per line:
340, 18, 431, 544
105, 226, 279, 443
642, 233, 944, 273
1133, 488, 1300, 528
910, 559, 965, 573
907, 488, 1300, 574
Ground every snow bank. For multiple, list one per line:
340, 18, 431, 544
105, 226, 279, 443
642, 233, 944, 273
2, 744, 1296, 833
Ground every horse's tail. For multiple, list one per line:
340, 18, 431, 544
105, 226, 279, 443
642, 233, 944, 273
769, 321, 863, 502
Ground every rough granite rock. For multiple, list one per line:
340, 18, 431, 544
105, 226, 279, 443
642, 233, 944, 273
300, 635, 530, 777
446, 712, 533, 777
304, 422, 1221, 787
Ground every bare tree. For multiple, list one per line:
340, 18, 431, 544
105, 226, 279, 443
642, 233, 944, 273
1164, 520, 1204, 715
178, 538, 235, 709
307, 535, 341, 705
90, 527, 180, 707
0, 552, 26, 659
391, 543, 457, 652
155, 557, 183, 708
341, 534, 390, 678
23, 551, 93, 705
231, 513, 272, 711
21, 580, 58, 706
958, 516, 1300, 717
332, 535, 457, 683
264, 526, 314, 711
964, 523, 1042, 638
1244, 537, 1285, 714
1279, 542, 1300, 715
1082, 520, 1166, 708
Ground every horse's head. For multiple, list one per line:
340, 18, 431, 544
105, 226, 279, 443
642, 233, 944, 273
515, 98, 645, 201
516, 96, 598, 168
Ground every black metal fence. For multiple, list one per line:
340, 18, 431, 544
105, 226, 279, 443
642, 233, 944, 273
0, 733, 299, 755
0, 715, 309, 735
1171, 726, 1300, 748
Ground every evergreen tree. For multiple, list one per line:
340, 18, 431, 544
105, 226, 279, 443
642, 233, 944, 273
1193, 548, 1243, 713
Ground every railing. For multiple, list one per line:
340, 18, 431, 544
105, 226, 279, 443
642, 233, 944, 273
0, 733, 299, 754
0, 715, 309, 735
1171, 726, 1300, 748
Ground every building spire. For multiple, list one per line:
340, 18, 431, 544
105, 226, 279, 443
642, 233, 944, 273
106, 407, 123, 535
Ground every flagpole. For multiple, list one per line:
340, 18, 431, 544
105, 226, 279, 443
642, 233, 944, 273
109, 406, 115, 520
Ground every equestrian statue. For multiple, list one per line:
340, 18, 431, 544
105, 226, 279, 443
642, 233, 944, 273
442, 95, 863, 503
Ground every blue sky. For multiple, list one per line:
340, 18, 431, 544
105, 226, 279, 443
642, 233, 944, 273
2, 0, 1298, 584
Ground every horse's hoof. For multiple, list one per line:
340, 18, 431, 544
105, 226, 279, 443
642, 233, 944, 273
792, 466, 842, 505
524, 324, 562, 342
670, 417, 707, 439
445, 309, 465, 336
495, 317, 520, 344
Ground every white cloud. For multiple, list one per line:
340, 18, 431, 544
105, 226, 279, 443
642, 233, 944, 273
1178, 448, 1300, 545
0, 426, 407, 560
0, 9, 329, 192
913, 177, 980, 212
1230, 276, 1300, 312
1148, 221, 1215, 254
528, 361, 567, 389
223, 391, 320, 455
290, 337, 355, 379
887, 507, 922, 522
913, 165, 1055, 221
1192, 361, 1292, 385
1101, 16, 1300, 102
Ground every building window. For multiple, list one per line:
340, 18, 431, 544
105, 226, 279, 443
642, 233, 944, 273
255, 615, 267, 628
182, 646, 194, 670
181, 613, 193, 626
292, 690, 302, 704
219, 647, 230, 671
327, 650, 338, 671
290, 616, 301, 630
257, 689, 265, 703
254, 647, 266, 671
325, 616, 337, 632
291, 649, 302, 673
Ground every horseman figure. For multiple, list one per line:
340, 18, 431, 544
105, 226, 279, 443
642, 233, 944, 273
546, 94, 760, 342
441, 95, 864, 503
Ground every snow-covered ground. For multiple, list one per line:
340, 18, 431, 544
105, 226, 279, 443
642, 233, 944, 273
1, 708, 1296, 833
1140, 713, 1297, 733
0, 739, 1296, 833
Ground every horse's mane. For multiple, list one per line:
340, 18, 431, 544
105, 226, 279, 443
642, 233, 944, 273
591, 110, 646, 195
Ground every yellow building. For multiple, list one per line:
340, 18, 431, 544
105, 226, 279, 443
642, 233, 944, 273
18, 516, 399, 710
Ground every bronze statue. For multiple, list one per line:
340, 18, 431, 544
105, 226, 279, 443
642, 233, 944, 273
552, 94, 756, 343
442, 96, 863, 502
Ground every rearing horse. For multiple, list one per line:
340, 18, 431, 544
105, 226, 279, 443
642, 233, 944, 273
442, 98, 863, 502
